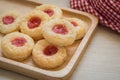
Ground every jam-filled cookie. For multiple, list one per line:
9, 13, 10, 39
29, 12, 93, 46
1, 32, 34, 61
20, 10, 49, 40
35, 4, 63, 19
0, 11, 21, 34
65, 18, 86, 40
32, 39, 67, 69
42, 19, 76, 46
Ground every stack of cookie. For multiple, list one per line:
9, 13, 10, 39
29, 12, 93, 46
0, 4, 87, 69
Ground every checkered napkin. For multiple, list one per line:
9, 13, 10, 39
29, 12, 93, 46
70, 0, 120, 33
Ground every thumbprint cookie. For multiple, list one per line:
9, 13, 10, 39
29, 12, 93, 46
42, 19, 76, 46
32, 39, 67, 69
1, 32, 34, 61
20, 10, 49, 40
0, 11, 21, 34
35, 4, 63, 19
65, 18, 86, 40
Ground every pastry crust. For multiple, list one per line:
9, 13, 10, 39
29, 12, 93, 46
32, 39, 67, 69
42, 19, 76, 46
20, 10, 49, 40
35, 4, 63, 19
65, 18, 86, 40
1, 32, 34, 61
0, 11, 21, 34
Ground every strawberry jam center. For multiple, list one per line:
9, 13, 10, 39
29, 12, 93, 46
52, 24, 68, 35
11, 37, 26, 47
43, 45, 58, 56
71, 21, 78, 27
2, 16, 14, 25
44, 9, 54, 17
27, 17, 41, 29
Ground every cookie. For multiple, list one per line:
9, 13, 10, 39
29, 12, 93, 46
1, 32, 34, 61
65, 18, 86, 40
35, 4, 63, 19
42, 19, 76, 46
32, 39, 67, 69
0, 11, 21, 34
20, 10, 49, 40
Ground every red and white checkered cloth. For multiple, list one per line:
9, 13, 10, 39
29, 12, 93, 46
70, 0, 120, 33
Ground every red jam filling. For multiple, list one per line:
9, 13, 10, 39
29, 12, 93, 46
43, 45, 58, 56
43, 9, 54, 17
11, 37, 26, 47
27, 17, 41, 29
71, 21, 78, 27
52, 24, 68, 35
2, 16, 14, 25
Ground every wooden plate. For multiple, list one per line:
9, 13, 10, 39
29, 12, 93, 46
0, 0, 98, 80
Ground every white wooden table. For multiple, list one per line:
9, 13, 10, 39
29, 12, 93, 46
0, 0, 120, 80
